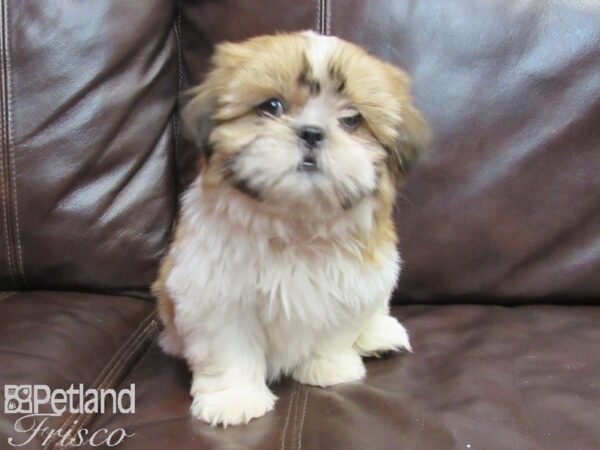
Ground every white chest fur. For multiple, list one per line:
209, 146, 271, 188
165, 177, 400, 375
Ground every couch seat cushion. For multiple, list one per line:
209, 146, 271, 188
85, 304, 600, 449
0, 291, 157, 449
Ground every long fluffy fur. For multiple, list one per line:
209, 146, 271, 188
152, 31, 429, 427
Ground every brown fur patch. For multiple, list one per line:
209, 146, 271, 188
152, 253, 176, 333
362, 170, 398, 266
325, 40, 431, 181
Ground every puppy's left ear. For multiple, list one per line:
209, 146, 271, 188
386, 66, 431, 179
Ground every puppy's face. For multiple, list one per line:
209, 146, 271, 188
184, 32, 429, 217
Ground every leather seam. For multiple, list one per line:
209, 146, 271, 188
320, 0, 325, 34
289, 385, 303, 450
314, 0, 321, 32
0, 0, 16, 287
317, 0, 331, 35
280, 384, 299, 450
294, 387, 309, 450
171, 0, 183, 192
45, 312, 159, 450
324, 0, 331, 35
0, 122, 14, 285
63, 323, 159, 442
2, 0, 27, 287
3, 0, 25, 287
52, 314, 159, 449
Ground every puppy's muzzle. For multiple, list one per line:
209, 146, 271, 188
297, 125, 325, 172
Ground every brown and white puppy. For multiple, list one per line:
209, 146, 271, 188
153, 31, 429, 427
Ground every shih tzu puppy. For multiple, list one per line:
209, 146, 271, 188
153, 31, 429, 427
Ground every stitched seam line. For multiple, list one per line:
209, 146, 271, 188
289, 386, 303, 450
280, 384, 299, 450
324, 0, 331, 35
294, 388, 309, 450
3, 0, 24, 286
0, 101, 14, 286
61, 319, 159, 449
50, 314, 159, 450
320, 0, 326, 34
0, 0, 16, 287
44, 312, 159, 450
45, 319, 149, 449
171, 0, 183, 193
315, 0, 321, 32
59, 315, 158, 449
318, 0, 330, 35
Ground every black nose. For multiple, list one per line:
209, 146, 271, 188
297, 125, 325, 149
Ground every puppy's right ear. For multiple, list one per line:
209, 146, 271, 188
181, 83, 217, 161
181, 41, 249, 160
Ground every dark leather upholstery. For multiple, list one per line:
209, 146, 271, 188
85, 306, 600, 449
0, 0, 178, 294
379, 0, 600, 302
1, 1, 599, 449
0, 291, 157, 449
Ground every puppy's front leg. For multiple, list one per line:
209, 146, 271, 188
186, 316, 276, 427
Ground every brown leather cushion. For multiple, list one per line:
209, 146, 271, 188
0, 291, 157, 449
180, 0, 600, 303
0, 0, 178, 294
84, 304, 600, 449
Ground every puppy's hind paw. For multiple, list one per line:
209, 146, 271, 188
190, 384, 277, 427
354, 314, 412, 357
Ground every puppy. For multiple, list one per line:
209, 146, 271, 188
153, 31, 429, 427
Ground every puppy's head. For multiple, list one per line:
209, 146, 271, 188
183, 32, 429, 217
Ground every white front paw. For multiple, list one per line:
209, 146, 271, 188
190, 384, 277, 427
293, 351, 365, 387
354, 314, 412, 357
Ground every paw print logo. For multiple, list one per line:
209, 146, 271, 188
4, 385, 33, 414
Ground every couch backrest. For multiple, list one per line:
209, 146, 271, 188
0, 0, 178, 295
2, 0, 599, 303
180, 0, 600, 304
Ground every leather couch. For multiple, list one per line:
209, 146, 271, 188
1, 1, 599, 449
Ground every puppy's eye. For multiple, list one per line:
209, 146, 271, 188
339, 113, 362, 131
256, 98, 285, 117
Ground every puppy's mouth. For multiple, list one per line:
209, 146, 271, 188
298, 154, 319, 172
